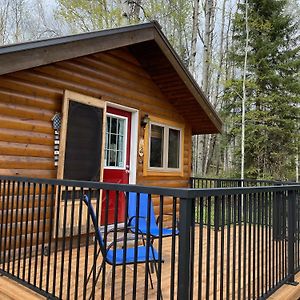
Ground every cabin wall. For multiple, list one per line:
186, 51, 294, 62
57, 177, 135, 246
0, 47, 192, 188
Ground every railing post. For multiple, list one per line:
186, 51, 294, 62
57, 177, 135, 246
177, 196, 195, 300
273, 191, 284, 241
287, 190, 298, 285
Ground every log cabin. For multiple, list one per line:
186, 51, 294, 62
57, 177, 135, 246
0, 21, 222, 237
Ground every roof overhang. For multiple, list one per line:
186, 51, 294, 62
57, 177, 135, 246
0, 22, 222, 134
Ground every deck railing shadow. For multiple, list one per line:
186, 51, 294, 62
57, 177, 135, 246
0, 175, 299, 299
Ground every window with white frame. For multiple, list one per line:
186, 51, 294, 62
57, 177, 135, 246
104, 114, 127, 168
149, 122, 182, 171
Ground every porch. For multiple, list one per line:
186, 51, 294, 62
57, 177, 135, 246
0, 176, 300, 299
2, 268, 300, 300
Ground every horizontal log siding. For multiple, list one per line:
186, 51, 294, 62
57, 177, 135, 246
0, 47, 191, 188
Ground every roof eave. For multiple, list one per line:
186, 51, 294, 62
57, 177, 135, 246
152, 24, 223, 134
0, 23, 155, 76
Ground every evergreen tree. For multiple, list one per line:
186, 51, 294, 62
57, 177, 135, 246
223, 0, 300, 180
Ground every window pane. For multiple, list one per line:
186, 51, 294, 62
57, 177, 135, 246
104, 115, 126, 168
150, 125, 164, 168
168, 128, 180, 168
111, 118, 117, 134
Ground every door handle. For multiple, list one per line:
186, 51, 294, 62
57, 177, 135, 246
125, 165, 130, 174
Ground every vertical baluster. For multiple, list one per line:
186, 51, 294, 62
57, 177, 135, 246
143, 193, 151, 300
205, 196, 211, 300
237, 193, 242, 300
3, 180, 11, 271
157, 195, 165, 300
22, 182, 30, 281
268, 192, 272, 292
242, 193, 247, 299
66, 186, 76, 300
231, 194, 237, 299
12, 181, 20, 276
17, 181, 25, 279
45, 184, 55, 294
83, 188, 91, 300
59, 185, 69, 299
90, 188, 101, 300
101, 190, 109, 300
28, 182, 37, 283
226, 195, 231, 300
7, 181, 15, 273
213, 196, 219, 300
261, 192, 265, 295
74, 187, 84, 300
0, 180, 6, 267
132, 192, 140, 300
39, 184, 48, 290
197, 196, 204, 300
121, 191, 129, 299
220, 195, 225, 300
170, 196, 177, 299
247, 193, 252, 299
52, 184, 62, 296
111, 190, 119, 300
33, 183, 42, 287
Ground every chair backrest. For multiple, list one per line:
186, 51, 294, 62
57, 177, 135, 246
82, 195, 105, 251
128, 193, 157, 230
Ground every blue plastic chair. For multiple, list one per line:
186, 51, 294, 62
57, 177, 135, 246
82, 194, 162, 299
127, 192, 179, 240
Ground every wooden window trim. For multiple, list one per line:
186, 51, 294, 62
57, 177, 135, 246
143, 116, 184, 177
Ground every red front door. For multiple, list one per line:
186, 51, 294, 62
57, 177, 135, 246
102, 107, 131, 224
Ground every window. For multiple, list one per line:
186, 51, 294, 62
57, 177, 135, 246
168, 128, 180, 168
150, 125, 164, 167
148, 122, 182, 171
105, 114, 127, 168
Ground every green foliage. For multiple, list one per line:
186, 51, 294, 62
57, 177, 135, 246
55, 0, 193, 62
222, 0, 300, 180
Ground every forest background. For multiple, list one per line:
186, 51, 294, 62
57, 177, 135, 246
0, 0, 299, 181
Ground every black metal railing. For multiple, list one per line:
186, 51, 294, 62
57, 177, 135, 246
190, 176, 295, 188
0, 175, 300, 299
190, 177, 296, 226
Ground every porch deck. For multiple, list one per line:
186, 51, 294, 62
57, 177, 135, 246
0, 225, 290, 299
3, 270, 300, 300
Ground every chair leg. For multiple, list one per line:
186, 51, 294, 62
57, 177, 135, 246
87, 248, 101, 283
150, 238, 155, 273
147, 263, 154, 289
88, 260, 105, 300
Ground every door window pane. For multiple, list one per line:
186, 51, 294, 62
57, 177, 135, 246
105, 115, 126, 168
150, 125, 164, 167
168, 128, 180, 168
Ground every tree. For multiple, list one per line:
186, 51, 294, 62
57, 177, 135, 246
223, 0, 300, 180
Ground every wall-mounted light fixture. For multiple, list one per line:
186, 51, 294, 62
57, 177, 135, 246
141, 114, 150, 128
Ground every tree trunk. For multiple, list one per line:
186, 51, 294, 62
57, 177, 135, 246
241, 0, 249, 182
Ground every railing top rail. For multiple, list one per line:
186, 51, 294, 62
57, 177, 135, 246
190, 176, 296, 185
188, 185, 300, 198
0, 175, 300, 199
0, 175, 190, 198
